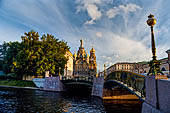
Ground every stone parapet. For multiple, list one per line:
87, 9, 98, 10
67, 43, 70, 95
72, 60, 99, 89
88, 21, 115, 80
145, 76, 157, 108
91, 76, 104, 98
43, 76, 64, 91
33, 78, 45, 88
142, 102, 161, 113
157, 79, 170, 113
142, 76, 170, 113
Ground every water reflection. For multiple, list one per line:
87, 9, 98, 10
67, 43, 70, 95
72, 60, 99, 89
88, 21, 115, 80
0, 87, 105, 113
0, 87, 142, 113
103, 99, 142, 113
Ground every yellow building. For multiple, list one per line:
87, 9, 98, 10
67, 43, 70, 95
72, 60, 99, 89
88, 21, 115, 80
107, 62, 135, 75
64, 51, 73, 77
73, 40, 97, 77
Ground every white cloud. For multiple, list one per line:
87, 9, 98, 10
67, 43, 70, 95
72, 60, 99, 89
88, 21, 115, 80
106, 3, 142, 19
85, 20, 95, 25
96, 32, 102, 38
93, 31, 152, 64
76, 0, 102, 24
106, 7, 120, 19
119, 4, 142, 13
102, 55, 112, 60
76, 0, 102, 8
0, 1, 70, 33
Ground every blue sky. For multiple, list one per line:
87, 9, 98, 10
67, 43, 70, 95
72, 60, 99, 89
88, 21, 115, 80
0, 0, 170, 71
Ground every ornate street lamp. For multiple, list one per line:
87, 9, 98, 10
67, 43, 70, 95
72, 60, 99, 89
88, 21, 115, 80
104, 64, 107, 79
146, 14, 167, 110
146, 14, 163, 76
59, 67, 61, 76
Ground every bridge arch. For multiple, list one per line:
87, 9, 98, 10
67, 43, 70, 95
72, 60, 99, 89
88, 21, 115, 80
105, 71, 145, 101
161, 67, 166, 71
63, 80, 93, 87
61, 76, 93, 95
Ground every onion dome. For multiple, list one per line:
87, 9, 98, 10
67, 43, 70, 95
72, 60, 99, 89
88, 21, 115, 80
90, 47, 95, 53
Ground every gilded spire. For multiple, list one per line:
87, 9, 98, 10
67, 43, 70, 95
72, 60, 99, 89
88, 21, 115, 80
91, 43, 94, 49
80, 39, 83, 47
90, 44, 95, 53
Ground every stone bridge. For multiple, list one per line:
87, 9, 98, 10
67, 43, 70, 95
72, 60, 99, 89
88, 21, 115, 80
41, 71, 146, 99
43, 76, 104, 97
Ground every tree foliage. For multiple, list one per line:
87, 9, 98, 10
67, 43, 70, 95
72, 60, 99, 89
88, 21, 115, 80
0, 60, 3, 71
3, 30, 69, 79
2, 41, 21, 74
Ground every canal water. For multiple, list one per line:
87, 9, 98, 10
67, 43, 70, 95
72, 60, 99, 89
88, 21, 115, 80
0, 87, 142, 113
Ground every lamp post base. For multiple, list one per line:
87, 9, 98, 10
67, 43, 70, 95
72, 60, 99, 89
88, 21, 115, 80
147, 59, 164, 76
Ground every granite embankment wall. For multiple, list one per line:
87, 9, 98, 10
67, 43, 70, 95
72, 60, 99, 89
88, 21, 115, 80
142, 76, 170, 113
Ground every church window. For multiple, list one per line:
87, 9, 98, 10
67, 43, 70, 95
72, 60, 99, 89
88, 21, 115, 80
161, 67, 166, 71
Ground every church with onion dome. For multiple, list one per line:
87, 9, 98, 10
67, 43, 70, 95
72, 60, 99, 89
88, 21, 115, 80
73, 39, 97, 77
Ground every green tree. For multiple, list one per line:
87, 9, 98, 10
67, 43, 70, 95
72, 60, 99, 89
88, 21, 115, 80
13, 30, 40, 79
0, 60, 3, 71
2, 41, 21, 74
14, 30, 69, 79
37, 34, 69, 76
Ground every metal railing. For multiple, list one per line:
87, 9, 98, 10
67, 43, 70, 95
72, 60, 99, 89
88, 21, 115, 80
106, 71, 145, 98
61, 76, 93, 82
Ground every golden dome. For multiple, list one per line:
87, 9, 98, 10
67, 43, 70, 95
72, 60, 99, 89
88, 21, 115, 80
90, 47, 95, 53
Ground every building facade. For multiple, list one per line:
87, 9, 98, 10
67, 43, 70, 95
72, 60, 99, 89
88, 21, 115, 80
73, 40, 97, 77
132, 58, 169, 76
160, 58, 169, 72
166, 49, 170, 76
64, 51, 73, 77
133, 63, 149, 75
106, 62, 135, 75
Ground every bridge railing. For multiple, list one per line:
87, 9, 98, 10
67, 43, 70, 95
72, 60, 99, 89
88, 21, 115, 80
106, 71, 145, 98
60, 76, 93, 82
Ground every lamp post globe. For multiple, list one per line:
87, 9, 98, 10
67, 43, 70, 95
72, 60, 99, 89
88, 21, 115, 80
147, 14, 156, 27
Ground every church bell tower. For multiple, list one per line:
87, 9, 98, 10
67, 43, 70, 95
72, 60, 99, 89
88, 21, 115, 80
89, 46, 97, 76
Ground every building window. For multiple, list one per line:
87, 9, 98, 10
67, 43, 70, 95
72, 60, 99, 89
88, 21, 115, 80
161, 67, 166, 71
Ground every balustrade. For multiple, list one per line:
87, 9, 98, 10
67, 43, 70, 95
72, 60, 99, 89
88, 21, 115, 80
106, 71, 145, 98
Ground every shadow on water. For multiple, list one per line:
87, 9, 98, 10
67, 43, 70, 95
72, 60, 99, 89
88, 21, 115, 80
64, 84, 92, 96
